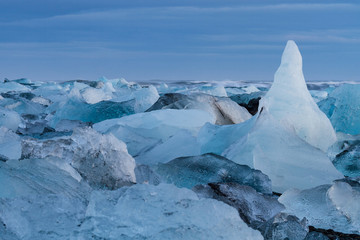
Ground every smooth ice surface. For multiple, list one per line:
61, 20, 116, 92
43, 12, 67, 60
225, 110, 343, 193
94, 109, 215, 158
132, 85, 160, 112
0, 127, 21, 160
157, 153, 272, 194
279, 181, 360, 234
319, 84, 360, 135
0, 107, 21, 131
0, 82, 31, 93
22, 127, 136, 189
260, 40, 336, 151
78, 183, 263, 240
135, 129, 201, 164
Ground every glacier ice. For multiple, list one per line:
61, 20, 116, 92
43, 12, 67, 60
0, 158, 91, 239
194, 182, 284, 227
224, 110, 343, 193
135, 129, 201, 164
78, 183, 263, 240
157, 153, 272, 194
0, 81, 31, 93
21, 127, 136, 189
146, 92, 251, 125
94, 109, 215, 159
260, 213, 308, 240
318, 83, 360, 135
279, 181, 360, 234
1, 42, 360, 239
0, 127, 21, 160
0, 107, 21, 131
259, 40, 336, 152
328, 134, 360, 177
47, 96, 135, 126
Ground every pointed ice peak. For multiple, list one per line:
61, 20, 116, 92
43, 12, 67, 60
273, 40, 306, 89
259, 40, 337, 152
280, 40, 302, 70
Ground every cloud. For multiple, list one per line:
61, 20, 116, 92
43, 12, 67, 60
1, 3, 359, 26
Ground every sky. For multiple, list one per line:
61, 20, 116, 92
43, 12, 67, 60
0, 0, 359, 82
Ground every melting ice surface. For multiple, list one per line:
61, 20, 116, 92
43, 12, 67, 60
1, 40, 360, 239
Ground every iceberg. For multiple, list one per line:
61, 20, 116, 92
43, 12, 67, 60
0, 81, 31, 93
225, 110, 343, 193
135, 129, 201, 164
0, 107, 21, 131
279, 180, 360, 234
194, 182, 284, 227
220, 41, 343, 192
147, 93, 251, 125
328, 134, 360, 177
0, 127, 21, 160
318, 84, 360, 135
78, 183, 263, 239
0, 158, 91, 239
259, 40, 336, 152
21, 127, 136, 189
94, 109, 215, 157
157, 153, 272, 194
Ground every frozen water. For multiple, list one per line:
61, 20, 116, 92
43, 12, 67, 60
134, 164, 161, 185
1, 41, 359, 238
78, 183, 263, 239
260, 40, 336, 151
47, 97, 135, 126
157, 153, 272, 194
0, 127, 21, 160
319, 84, 360, 135
80, 85, 113, 104
224, 110, 343, 193
132, 85, 160, 112
94, 109, 215, 162
328, 135, 360, 177
135, 129, 201, 164
194, 182, 284, 227
0, 158, 91, 239
0, 81, 31, 93
279, 181, 360, 234
22, 127, 136, 189
0, 107, 21, 131
147, 93, 251, 125
260, 213, 308, 240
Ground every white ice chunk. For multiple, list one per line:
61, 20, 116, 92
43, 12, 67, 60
0, 127, 21, 160
78, 184, 263, 239
279, 181, 360, 234
21, 127, 136, 189
225, 111, 343, 193
260, 40, 336, 151
132, 85, 160, 112
80, 86, 112, 104
135, 130, 201, 164
94, 109, 215, 140
0, 82, 30, 93
0, 107, 21, 131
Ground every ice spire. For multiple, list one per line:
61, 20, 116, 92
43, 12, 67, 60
259, 40, 336, 152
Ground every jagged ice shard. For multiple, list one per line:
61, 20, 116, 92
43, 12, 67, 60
260, 40, 337, 152
224, 41, 343, 192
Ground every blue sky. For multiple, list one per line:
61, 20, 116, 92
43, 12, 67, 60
0, 0, 359, 82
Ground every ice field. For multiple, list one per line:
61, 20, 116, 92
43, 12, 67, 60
0, 41, 360, 239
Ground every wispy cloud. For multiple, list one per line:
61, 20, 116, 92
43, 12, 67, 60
1, 3, 359, 26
